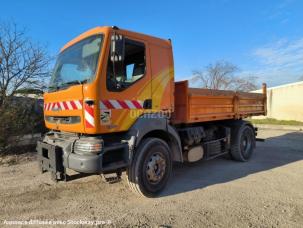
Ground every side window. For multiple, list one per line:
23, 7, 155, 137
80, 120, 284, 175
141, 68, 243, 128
107, 38, 146, 91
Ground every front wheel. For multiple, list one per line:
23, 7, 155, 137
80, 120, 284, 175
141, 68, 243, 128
127, 138, 172, 197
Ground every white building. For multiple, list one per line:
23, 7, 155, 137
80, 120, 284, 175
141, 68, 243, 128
253, 81, 303, 122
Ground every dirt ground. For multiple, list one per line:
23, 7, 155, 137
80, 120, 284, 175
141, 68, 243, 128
0, 129, 303, 227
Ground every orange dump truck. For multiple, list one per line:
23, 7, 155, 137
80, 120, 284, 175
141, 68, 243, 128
37, 26, 266, 197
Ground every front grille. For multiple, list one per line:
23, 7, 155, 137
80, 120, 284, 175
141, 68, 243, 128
45, 116, 81, 124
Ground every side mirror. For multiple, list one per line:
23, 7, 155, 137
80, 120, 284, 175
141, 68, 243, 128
110, 34, 125, 62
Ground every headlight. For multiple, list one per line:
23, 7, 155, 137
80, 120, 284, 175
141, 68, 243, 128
74, 137, 103, 155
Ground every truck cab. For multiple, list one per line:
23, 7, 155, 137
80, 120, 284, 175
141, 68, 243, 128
38, 26, 266, 197
44, 26, 174, 134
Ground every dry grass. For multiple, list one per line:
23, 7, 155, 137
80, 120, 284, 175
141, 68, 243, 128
247, 118, 303, 126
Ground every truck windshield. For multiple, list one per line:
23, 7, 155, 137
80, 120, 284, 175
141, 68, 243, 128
49, 35, 103, 91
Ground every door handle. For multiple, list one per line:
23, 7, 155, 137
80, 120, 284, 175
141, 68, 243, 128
143, 99, 152, 109
84, 100, 95, 106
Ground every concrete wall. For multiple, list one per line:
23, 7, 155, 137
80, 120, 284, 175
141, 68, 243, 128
253, 81, 303, 122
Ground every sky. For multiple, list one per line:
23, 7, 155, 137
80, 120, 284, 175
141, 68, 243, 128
1, 0, 303, 87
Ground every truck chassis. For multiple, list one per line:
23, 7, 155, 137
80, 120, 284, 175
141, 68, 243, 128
37, 118, 256, 197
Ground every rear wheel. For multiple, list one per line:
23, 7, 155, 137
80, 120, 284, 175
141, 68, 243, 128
230, 123, 255, 162
127, 138, 172, 197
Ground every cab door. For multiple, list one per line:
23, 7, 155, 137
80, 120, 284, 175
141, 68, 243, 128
98, 32, 152, 133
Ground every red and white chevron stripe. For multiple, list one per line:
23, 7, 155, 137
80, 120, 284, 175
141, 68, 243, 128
44, 100, 83, 111
84, 103, 95, 128
100, 100, 143, 109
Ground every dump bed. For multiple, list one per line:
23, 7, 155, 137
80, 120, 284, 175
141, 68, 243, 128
172, 81, 266, 124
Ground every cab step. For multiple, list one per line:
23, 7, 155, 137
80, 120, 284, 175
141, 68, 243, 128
101, 171, 122, 184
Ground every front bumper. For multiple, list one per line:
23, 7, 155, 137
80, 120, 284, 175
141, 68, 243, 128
37, 140, 129, 181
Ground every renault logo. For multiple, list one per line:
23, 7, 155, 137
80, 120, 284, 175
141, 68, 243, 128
52, 104, 62, 111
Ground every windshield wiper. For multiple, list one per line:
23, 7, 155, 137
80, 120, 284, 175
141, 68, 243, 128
60, 79, 88, 87
48, 79, 88, 92
48, 85, 59, 92
64, 79, 88, 86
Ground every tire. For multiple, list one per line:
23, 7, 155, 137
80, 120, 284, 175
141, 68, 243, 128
230, 123, 255, 162
127, 138, 172, 197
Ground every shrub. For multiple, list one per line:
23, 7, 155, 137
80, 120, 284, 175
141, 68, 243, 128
0, 97, 46, 154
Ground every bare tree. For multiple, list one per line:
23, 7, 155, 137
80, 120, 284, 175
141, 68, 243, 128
191, 61, 258, 91
0, 21, 51, 106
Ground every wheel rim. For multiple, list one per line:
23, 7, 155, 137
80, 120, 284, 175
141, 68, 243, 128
146, 152, 166, 184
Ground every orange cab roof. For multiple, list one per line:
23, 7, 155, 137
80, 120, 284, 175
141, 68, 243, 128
60, 26, 171, 52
